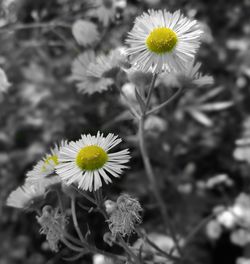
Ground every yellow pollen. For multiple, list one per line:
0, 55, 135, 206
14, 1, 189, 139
76, 145, 108, 171
146, 27, 178, 54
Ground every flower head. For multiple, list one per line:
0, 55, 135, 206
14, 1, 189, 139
56, 132, 130, 191
126, 10, 202, 73
26, 140, 67, 184
72, 20, 99, 47
71, 51, 113, 95
107, 194, 142, 237
6, 183, 46, 210
36, 205, 68, 252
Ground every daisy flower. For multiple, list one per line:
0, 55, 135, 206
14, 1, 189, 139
71, 51, 113, 95
180, 59, 214, 87
72, 20, 99, 47
26, 140, 67, 184
6, 183, 45, 209
56, 132, 130, 191
125, 9, 203, 73
158, 59, 214, 88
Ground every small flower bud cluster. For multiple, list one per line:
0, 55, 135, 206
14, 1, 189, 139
36, 205, 68, 252
106, 194, 142, 237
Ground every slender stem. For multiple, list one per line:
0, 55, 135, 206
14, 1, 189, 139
61, 237, 85, 252
146, 87, 182, 116
145, 73, 157, 110
136, 229, 179, 261
117, 234, 142, 264
55, 189, 64, 212
71, 185, 97, 205
138, 74, 183, 257
0, 21, 71, 34
119, 86, 140, 119
71, 198, 86, 244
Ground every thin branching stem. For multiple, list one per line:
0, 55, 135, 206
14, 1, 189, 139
71, 198, 86, 244
138, 74, 183, 257
146, 86, 183, 116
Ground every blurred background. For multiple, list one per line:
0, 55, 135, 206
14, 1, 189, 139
1, 0, 250, 263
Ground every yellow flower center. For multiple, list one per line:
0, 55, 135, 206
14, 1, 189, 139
146, 27, 178, 54
76, 145, 108, 171
42, 155, 59, 172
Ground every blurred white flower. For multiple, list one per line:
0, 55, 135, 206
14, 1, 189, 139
234, 116, 250, 163
206, 220, 222, 240
237, 258, 250, 264
72, 20, 99, 47
158, 59, 214, 88
0, 67, 10, 94
126, 10, 202, 73
216, 209, 236, 229
71, 51, 113, 95
144, 115, 167, 134
88, 0, 120, 26
26, 141, 67, 186
230, 228, 250, 247
6, 183, 45, 209
93, 254, 114, 264
206, 174, 233, 189
56, 132, 130, 191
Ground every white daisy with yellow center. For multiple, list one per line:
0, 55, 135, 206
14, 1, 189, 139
125, 9, 203, 73
56, 132, 130, 191
26, 140, 67, 184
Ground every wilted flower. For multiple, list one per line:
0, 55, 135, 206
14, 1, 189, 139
36, 205, 68, 252
26, 140, 67, 185
107, 194, 142, 237
56, 132, 130, 191
0, 67, 10, 94
6, 183, 46, 210
71, 51, 113, 95
72, 20, 99, 47
126, 10, 202, 73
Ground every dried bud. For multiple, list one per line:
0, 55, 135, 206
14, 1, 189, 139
36, 205, 68, 252
107, 194, 142, 237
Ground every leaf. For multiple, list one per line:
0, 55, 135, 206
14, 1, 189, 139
196, 101, 233, 112
188, 110, 213, 127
